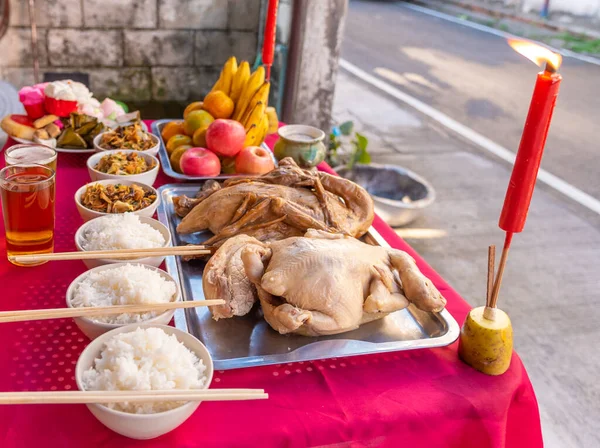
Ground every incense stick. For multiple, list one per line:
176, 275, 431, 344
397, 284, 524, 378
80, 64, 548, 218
489, 232, 513, 309
485, 245, 496, 308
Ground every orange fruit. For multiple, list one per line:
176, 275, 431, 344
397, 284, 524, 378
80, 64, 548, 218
161, 121, 185, 142
183, 101, 204, 119
192, 126, 209, 147
202, 90, 234, 119
166, 134, 192, 155
183, 110, 214, 136
170, 146, 191, 173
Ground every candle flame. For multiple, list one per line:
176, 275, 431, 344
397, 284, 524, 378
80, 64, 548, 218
508, 39, 562, 71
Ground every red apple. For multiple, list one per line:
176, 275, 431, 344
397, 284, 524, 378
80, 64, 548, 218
180, 147, 221, 177
235, 146, 275, 175
205, 119, 246, 157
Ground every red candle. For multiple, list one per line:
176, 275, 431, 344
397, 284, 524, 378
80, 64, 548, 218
499, 41, 562, 234
262, 0, 279, 80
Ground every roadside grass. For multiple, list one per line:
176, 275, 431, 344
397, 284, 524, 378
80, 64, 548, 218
555, 32, 600, 54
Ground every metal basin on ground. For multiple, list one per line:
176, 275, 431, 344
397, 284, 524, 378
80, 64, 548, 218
336, 164, 435, 227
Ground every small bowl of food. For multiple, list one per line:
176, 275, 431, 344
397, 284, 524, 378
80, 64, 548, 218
74, 179, 159, 222
94, 122, 160, 156
75, 324, 213, 439
74, 214, 171, 269
66, 263, 180, 340
86, 150, 160, 186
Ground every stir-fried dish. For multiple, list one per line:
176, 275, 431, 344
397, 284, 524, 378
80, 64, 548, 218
81, 183, 156, 213
99, 122, 155, 151
94, 152, 153, 175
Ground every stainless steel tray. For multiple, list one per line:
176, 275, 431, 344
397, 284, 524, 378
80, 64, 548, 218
157, 184, 460, 370
152, 119, 275, 181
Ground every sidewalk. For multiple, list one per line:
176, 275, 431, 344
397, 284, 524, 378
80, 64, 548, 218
412, 0, 600, 57
416, 0, 600, 38
332, 70, 600, 448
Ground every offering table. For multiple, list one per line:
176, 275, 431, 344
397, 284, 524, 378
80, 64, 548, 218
0, 125, 543, 447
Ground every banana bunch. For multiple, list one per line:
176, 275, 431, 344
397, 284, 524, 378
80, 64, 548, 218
207, 57, 277, 147
210, 57, 238, 97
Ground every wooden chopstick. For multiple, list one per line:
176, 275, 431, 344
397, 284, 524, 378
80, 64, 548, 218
0, 300, 226, 323
0, 389, 268, 404
9, 245, 210, 264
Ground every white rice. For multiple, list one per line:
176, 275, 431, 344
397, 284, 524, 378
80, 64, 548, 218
80, 214, 165, 251
70, 264, 177, 324
82, 327, 207, 414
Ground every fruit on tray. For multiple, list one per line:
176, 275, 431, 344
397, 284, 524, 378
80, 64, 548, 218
243, 104, 268, 147
458, 306, 513, 375
183, 101, 204, 119
220, 156, 236, 174
161, 120, 185, 142
170, 145, 192, 173
232, 65, 265, 121
180, 58, 277, 146
210, 57, 237, 96
180, 147, 221, 177
183, 110, 214, 136
205, 119, 246, 157
239, 81, 269, 125
266, 106, 279, 134
235, 146, 275, 175
192, 127, 208, 147
170, 56, 283, 176
230, 61, 250, 103
202, 91, 234, 119
0, 114, 36, 140
166, 134, 192, 155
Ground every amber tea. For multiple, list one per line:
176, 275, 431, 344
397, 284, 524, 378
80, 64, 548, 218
0, 164, 56, 266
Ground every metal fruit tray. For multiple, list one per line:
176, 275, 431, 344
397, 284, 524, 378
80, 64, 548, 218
157, 184, 460, 370
152, 119, 275, 181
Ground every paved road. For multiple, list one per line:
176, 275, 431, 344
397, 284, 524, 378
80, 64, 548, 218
342, 0, 600, 204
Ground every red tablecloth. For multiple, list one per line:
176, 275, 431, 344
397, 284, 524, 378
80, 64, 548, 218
0, 125, 542, 447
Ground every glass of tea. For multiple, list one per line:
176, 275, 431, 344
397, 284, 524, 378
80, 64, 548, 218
0, 164, 56, 266
4, 144, 57, 172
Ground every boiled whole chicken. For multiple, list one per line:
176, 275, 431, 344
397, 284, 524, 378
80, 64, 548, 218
174, 158, 374, 247
203, 230, 446, 336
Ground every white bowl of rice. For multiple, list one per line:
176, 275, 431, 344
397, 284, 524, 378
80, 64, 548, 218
66, 263, 180, 340
75, 324, 213, 439
75, 214, 171, 269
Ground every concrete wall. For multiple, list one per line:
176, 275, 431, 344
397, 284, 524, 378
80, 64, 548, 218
0, 0, 261, 101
